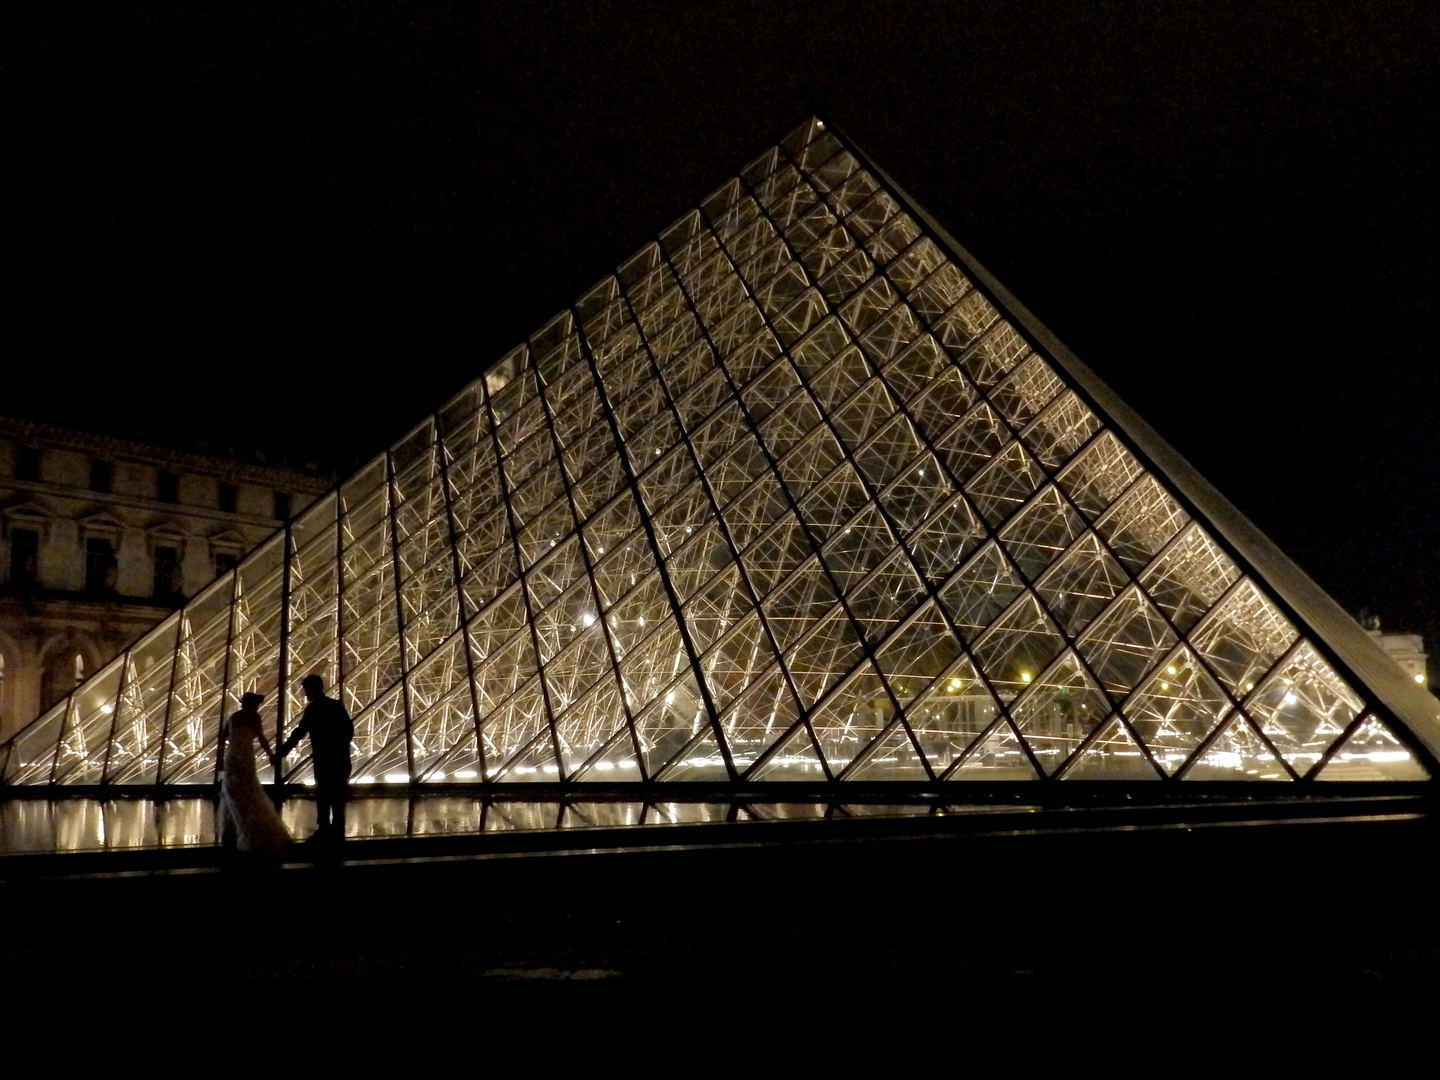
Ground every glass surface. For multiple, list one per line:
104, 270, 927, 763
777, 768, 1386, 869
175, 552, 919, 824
2, 117, 1424, 791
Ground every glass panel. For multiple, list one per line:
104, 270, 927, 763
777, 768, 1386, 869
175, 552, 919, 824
1034, 532, 1130, 637
1056, 431, 1142, 518
633, 673, 710, 778
749, 721, 827, 781
965, 441, 1046, 527
1314, 716, 1429, 781
1095, 475, 1189, 573
810, 663, 894, 775
1182, 713, 1291, 781
1124, 646, 1233, 775
1010, 651, 1112, 774
998, 484, 1086, 581
1059, 718, 1162, 780
1139, 523, 1240, 634
1244, 641, 1362, 773
1188, 579, 1298, 696
970, 593, 1067, 702
938, 542, 1027, 643
720, 665, 800, 774
946, 720, 1038, 780
1075, 586, 1179, 696
903, 658, 1001, 774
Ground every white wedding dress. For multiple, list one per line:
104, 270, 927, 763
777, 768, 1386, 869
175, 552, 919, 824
219, 711, 293, 855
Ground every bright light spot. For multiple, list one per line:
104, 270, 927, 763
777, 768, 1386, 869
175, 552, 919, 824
454, 770, 478, 780
619, 759, 637, 768
581, 612, 595, 627
655, 448, 661, 456
1166, 666, 1176, 675
665, 691, 675, 704
384, 773, 409, 783
638, 616, 646, 627
948, 678, 962, 692
1283, 692, 1298, 706
597, 547, 605, 555
516, 765, 535, 774
1020, 672, 1032, 684
429, 770, 446, 781
542, 764, 559, 774
1417, 673, 1427, 684
1245, 682, 1254, 691
356, 775, 376, 784
1161, 682, 1169, 690
100, 704, 114, 714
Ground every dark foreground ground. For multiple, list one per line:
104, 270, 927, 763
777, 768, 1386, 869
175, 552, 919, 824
4, 798, 1438, 1009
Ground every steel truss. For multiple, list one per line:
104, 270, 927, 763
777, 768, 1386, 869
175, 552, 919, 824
1, 117, 1432, 793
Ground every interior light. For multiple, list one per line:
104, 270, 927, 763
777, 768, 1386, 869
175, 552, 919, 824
384, 773, 409, 783
596, 761, 615, 771
1161, 682, 1169, 691
453, 770, 478, 780
429, 770, 446, 781
100, 704, 114, 714
1245, 682, 1254, 691
1417, 674, 1427, 684
581, 612, 595, 627
1020, 672, 1032, 683
1166, 666, 1176, 675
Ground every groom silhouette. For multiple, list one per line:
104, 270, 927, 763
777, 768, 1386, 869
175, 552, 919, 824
279, 674, 354, 842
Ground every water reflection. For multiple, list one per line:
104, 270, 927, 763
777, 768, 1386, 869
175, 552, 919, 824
0, 796, 992, 856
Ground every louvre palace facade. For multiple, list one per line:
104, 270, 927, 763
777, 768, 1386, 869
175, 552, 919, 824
0, 418, 330, 743
3, 117, 1436, 795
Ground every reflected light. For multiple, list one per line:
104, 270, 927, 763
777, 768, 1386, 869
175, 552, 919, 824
384, 773, 409, 783
1020, 672, 1032, 683
453, 770, 478, 780
1417, 674, 1427, 684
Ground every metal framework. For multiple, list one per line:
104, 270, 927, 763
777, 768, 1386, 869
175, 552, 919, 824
2, 117, 1434, 791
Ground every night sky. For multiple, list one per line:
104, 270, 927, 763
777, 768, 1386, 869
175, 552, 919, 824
4, 2, 1437, 651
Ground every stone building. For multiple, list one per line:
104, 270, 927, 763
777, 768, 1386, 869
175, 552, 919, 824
0, 417, 332, 739
1366, 620, 1429, 689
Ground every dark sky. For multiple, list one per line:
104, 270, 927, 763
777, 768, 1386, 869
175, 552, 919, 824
4, 1, 1437, 648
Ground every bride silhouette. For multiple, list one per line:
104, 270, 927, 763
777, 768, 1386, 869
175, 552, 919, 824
218, 692, 293, 855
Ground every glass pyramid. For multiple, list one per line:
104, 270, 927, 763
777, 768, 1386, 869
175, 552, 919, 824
3, 117, 1434, 789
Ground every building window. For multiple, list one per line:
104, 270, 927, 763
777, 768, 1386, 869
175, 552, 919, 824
219, 482, 238, 514
274, 491, 290, 520
90, 459, 112, 494
214, 551, 239, 577
8, 528, 40, 590
158, 471, 179, 504
85, 537, 115, 593
153, 546, 181, 600
16, 446, 41, 482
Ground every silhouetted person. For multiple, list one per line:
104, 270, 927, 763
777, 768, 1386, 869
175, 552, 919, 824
279, 674, 354, 842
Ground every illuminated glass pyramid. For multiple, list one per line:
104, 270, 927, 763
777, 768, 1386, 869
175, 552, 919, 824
5, 117, 1437, 788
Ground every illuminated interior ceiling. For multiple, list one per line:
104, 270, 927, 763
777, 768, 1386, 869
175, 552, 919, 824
4, 116, 1437, 790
